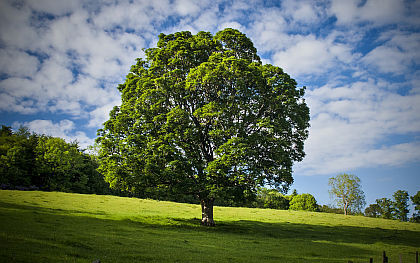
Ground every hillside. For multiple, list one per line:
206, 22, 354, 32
0, 190, 419, 262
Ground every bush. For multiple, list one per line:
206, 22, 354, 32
289, 193, 318, 211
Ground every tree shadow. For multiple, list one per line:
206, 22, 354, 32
166, 217, 419, 248
1, 201, 419, 262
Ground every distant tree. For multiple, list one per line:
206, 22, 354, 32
289, 193, 318, 211
375, 198, 394, 219
392, 190, 409, 222
410, 191, 420, 223
255, 188, 290, 210
364, 203, 381, 218
328, 173, 366, 215
96, 29, 310, 226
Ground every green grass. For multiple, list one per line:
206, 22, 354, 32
0, 190, 419, 262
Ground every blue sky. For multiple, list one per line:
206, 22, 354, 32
0, 0, 419, 209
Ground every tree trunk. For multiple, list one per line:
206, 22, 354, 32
200, 198, 215, 226
343, 199, 348, 215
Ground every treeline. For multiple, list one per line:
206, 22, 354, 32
365, 190, 420, 223
0, 125, 110, 194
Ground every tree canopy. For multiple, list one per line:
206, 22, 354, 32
96, 29, 310, 226
392, 190, 409, 222
289, 193, 318, 212
411, 191, 420, 223
0, 125, 109, 194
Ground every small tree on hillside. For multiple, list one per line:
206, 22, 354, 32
328, 173, 366, 215
96, 29, 310, 226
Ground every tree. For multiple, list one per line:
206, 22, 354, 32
328, 173, 366, 215
96, 29, 310, 226
35, 137, 85, 191
392, 190, 409, 222
255, 188, 290, 210
0, 126, 38, 187
364, 203, 381, 218
375, 198, 394, 219
410, 191, 420, 223
289, 193, 318, 211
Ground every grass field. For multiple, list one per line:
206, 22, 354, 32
0, 190, 419, 262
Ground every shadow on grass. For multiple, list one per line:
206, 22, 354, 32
1, 201, 419, 262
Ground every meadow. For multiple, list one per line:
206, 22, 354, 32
0, 190, 419, 262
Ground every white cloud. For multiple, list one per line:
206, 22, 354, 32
0, 0, 136, 118
26, 0, 82, 16
330, 0, 407, 25
272, 35, 358, 77
281, 0, 324, 24
175, 0, 201, 16
362, 32, 420, 74
0, 49, 39, 78
296, 79, 420, 175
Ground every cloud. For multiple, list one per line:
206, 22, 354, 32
271, 34, 358, 77
330, 0, 407, 25
281, 0, 325, 24
0, 0, 135, 117
26, 0, 82, 15
362, 31, 420, 74
175, 0, 201, 16
296, 79, 420, 175
0, 49, 40, 78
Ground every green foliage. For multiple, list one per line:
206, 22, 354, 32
96, 29, 310, 224
254, 188, 290, 210
0, 125, 110, 194
375, 198, 394, 219
365, 203, 381, 218
410, 191, 420, 223
0, 126, 38, 186
328, 173, 366, 215
1, 190, 419, 263
392, 190, 409, 222
318, 205, 343, 214
289, 193, 318, 211
366, 190, 417, 221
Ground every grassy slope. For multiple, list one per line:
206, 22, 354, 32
0, 190, 419, 263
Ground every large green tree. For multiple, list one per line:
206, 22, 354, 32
96, 29, 310, 226
328, 173, 366, 215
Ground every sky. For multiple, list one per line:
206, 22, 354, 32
0, 0, 419, 210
